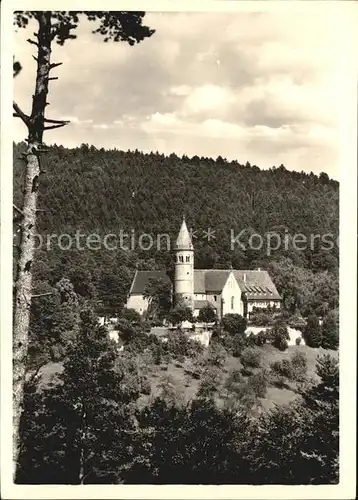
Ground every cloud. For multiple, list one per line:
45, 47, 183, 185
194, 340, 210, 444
182, 84, 236, 115
13, 9, 353, 178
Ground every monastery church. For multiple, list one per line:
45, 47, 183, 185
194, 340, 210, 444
127, 217, 281, 319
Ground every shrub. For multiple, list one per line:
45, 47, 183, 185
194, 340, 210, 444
246, 332, 257, 347
221, 314, 247, 336
247, 370, 268, 398
224, 369, 264, 411
141, 377, 151, 396
250, 313, 274, 327
167, 305, 193, 326
274, 338, 288, 351
270, 359, 294, 380
269, 319, 290, 351
271, 352, 307, 382
117, 318, 137, 342
288, 314, 306, 330
240, 348, 262, 369
254, 330, 270, 346
232, 334, 246, 357
197, 367, 222, 399
120, 308, 141, 324
272, 375, 288, 389
125, 330, 153, 354
166, 330, 204, 359
187, 339, 204, 358
290, 351, 308, 381
295, 337, 302, 346
141, 320, 152, 333
303, 314, 322, 348
211, 325, 223, 340
208, 342, 227, 368
198, 304, 217, 324
152, 344, 163, 365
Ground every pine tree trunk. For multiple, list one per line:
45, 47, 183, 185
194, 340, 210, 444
13, 11, 52, 479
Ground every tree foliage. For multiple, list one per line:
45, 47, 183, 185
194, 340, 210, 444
17, 308, 147, 483
167, 304, 193, 326
143, 277, 172, 320
13, 143, 339, 321
269, 319, 290, 351
303, 314, 322, 348
12, 12, 154, 475
221, 313, 247, 336
321, 311, 339, 350
198, 304, 217, 324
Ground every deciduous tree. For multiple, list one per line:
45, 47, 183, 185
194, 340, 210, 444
198, 304, 217, 327
143, 277, 172, 320
221, 313, 247, 336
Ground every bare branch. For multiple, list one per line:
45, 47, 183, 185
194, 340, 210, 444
48, 77, 58, 81
32, 55, 38, 62
44, 118, 69, 124
27, 38, 38, 47
13, 204, 24, 217
44, 121, 70, 131
31, 292, 54, 298
49, 62, 63, 70
13, 102, 29, 126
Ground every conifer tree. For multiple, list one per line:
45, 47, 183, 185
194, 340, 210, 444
250, 354, 339, 484
17, 308, 145, 484
302, 314, 322, 347
12, 11, 154, 475
321, 311, 339, 350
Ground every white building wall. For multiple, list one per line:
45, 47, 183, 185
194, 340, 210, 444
247, 299, 281, 313
221, 272, 243, 317
194, 293, 207, 301
126, 294, 149, 316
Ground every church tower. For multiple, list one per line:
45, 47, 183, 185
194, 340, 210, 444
174, 216, 194, 309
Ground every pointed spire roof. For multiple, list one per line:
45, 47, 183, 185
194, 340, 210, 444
175, 216, 193, 250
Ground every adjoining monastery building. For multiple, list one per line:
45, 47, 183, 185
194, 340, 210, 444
126, 217, 281, 319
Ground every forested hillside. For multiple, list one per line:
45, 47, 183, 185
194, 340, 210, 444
13, 143, 340, 484
13, 142, 339, 313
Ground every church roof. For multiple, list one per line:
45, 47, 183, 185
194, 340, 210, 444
194, 300, 215, 310
194, 270, 231, 293
128, 269, 281, 300
129, 270, 172, 294
233, 270, 281, 300
174, 217, 193, 251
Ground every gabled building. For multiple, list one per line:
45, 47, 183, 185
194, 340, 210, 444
126, 217, 281, 319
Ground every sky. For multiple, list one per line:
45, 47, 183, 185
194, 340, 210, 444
13, 9, 354, 179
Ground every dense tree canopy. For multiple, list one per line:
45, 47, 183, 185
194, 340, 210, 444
13, 143, 339, 317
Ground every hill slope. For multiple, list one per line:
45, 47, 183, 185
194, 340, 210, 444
13, 143, 339, 310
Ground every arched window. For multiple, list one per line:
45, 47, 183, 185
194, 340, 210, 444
186, 255, 190, 262
231, 296, 235, 310
178, 255, 184, 263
